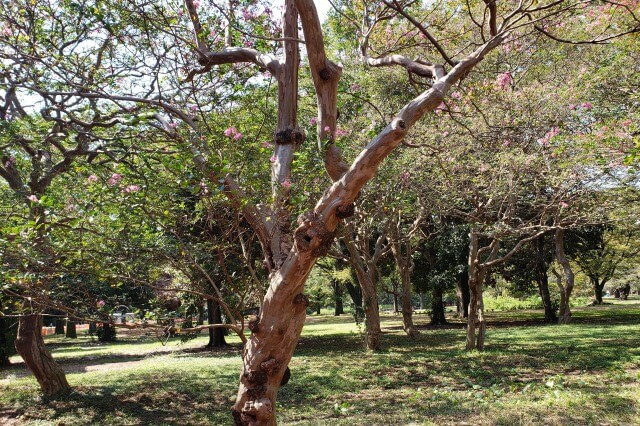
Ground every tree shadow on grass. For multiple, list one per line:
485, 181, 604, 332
4, 369, 240, 425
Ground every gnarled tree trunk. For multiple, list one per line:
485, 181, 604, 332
15, 308, 70, 397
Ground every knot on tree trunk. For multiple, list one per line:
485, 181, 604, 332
244, 370, 268, 385
335, 203, 355, 219
242, 398, 273, 423
247, 316, 260, 333
293, 293, 310, 307
260, 357, 282, 376
319, 67, 331, 80
293, 211, 335, 256
275, 128, 305, 146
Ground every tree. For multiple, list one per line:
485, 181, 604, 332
3, 0, 638, 421
566, 223, 640, 304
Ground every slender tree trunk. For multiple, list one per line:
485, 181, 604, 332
14, 307, 70, 396
466, 232, 489, 350
399, 269, 418, 337
333, 283, 344, 316
554, 229, 574, 324
536, 236, 557, 323
392, 290, 399, 313
65, 319, 77, 339
430, 288, 447, 325
391, 238, 419, 337
358, 271, 381, 350
206, 298, 227, 348
197, 302, 205, 326
456, 270, 470, 319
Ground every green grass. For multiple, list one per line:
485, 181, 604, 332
1, 300, 639, 425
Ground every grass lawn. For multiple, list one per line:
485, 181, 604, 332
1, 299, 639, 425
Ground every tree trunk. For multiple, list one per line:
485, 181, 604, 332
65, 320, 77, 339
344, 281, 362, 310
392, 291, 399, 313
456, 270, 470, 318
536, 236, 557, 323
197, 302, 205, 326
399, 269, 418, 337
54, 318, 65, 335
430, 288, 447, 325
554, 229, 574, 325
466, 232, 490, 350
333, 283, 344, 316
206, 298, 227, 348
592, 277, 604, 304
14, 309, 71, 396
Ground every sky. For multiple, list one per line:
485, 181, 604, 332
315, 0, 332, 22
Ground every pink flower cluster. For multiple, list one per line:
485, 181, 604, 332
224, 127, 243, 140
538, 127, 560, 146
107, 173, 122, 186
124, 185, 140, 194
88, 174, 99, 183
27, 194, 39, 203
497, 72, 512, 90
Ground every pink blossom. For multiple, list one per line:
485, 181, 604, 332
497, 71, 512, 90
269, 155, 277, 163
351, 84, 361, 92
324, 125, 331, 132
27, 194, 39, 203
88, 174, 99, 182
503, 140, 511, 147
309, 117, 317, 125
242, 7, 253, 20
97, 300, 106, 308
434, 102, 446, 115
581, 102, 593, 110
399, 172, 411, 188
188, 104, 197, 113
538, 127, 560, 146
1, 26, 12, 37
224, 127, 236, 137
621, 120, 632, 127
124, 185, 139, 193
261, 141, 273, 148
560, 201, 569, 209
233, 132, 243, 140
107, 173, 122, 186
167, 122, 178, 129
451, 91, 462, 100
192, 0, 200, 8
281, 179, 291, 189
568, 104, 576, 111
336, 128, 348, 137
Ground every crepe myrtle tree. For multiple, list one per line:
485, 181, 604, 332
152, 0, 638, 422
3, 0, 638, 423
